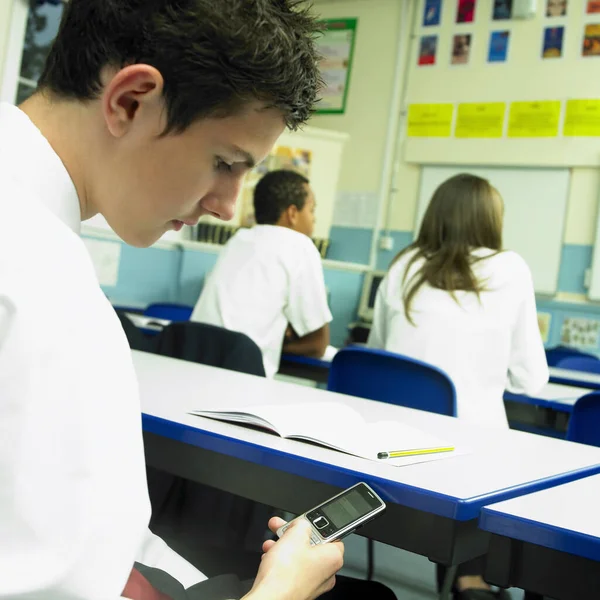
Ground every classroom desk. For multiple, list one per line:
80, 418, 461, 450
278, 352, 331, 384
125, 312, 170, 334
503, 382, 588, 414
134, 350, 600, 571
480, 475, 600, 600
548, 366, 600, 390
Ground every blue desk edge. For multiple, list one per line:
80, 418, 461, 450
142, 414, 600, 522
480, 504, 600, 562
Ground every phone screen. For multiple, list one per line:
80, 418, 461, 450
321, 488, 374, 529
306, 483, 383, 538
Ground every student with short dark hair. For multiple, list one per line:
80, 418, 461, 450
191, 169, 332, 377
0, 1, 345, 599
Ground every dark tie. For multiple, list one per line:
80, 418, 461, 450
122, 567, 173, 600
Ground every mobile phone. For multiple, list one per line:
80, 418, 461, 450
276, 482, 386, 545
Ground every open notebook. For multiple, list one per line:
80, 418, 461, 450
192, 401, 455, 464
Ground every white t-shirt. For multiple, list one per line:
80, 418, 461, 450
191, 225, 332, 377
367, 247, 549, 428
0, 103, 204, 598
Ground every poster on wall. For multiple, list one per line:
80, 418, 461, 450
418, 35, 438, 65
546, 0, 567, 17
488, 30, 510, 62
564, 99, 600, 136
423, 0, 442, 26
455, 102, 505, 137
492, 0, 512, 19
456, 0, 477, 23
542, 26, 565, 58
315, 19, 357, 114
587, 1, 600, 14
507, 101, 561, 137
560, 317, 600, 349
451, 34, 472, 64
407, 103, 454, 137
583, 24, 600, 56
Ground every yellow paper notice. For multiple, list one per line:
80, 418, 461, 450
564, 99, 600, 137
507, 101, 561, 138
407, 104, 454, 137
455, 103, 506, 138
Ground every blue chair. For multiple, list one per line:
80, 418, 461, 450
327, 346, 457, 417
567, 392, 600, 447
545, 345, 596, 367
143, 303, 193, 322
327, 347, 457, 590
556, 355, 600, 374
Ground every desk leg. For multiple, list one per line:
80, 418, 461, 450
439, 566, 458, 600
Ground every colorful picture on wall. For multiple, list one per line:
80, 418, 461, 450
456, 0, 477, 23
315, 19, 357, 114
492, 0, 512, 19
587, 1, 600, 13
423, 0, 442, 26
488, 30, 510, 62
546, 0, 567, 17
560, 317, 600, 349
418, 35, 438, 65
542, 26, 564, 58
451, 34, 472, 64
583, 24, 600, 56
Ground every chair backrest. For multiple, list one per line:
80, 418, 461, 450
143, 303, 193, 322
567, 392, 600, 447
327, 347, 457, 417
545, 345, 596, 367
556, 355, 600, 374
157, 321, 266, 377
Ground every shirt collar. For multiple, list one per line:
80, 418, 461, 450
0, 102, 81, 234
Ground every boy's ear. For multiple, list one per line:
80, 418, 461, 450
286, 204, 299, 225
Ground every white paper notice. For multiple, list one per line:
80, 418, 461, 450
83, 238, 121, 286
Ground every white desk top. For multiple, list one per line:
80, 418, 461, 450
134, 351, 600, 520
125, 313, 171, 331
480, 474, 600, 560
549, 366, 600, 387
532, 382, 589, 405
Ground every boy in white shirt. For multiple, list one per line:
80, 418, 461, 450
191, 170, 333, 378
0, 1, 345, 599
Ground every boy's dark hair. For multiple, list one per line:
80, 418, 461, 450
38, 0, 322, 133
254, 170, 310, 225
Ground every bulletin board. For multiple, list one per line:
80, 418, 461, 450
316, 18, 358, 114
405, 0, 600, 167
416, 165, 571, 295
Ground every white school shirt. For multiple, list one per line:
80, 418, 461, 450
367, 247, 549, 428
191, 225, 332, 378
0, 103, 205, 598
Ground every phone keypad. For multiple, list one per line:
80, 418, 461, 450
277, 520, 323, 545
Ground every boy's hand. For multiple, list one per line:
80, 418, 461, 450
243, 517, 344, 600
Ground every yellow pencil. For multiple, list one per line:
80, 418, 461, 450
377, 446, 455, 460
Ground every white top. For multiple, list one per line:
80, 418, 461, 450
134, 351, 600, 510
191, 225, 332, 377
0, 103, 204, 598
367, 248, 549, 428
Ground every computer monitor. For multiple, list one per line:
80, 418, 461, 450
357, 270, 386, 323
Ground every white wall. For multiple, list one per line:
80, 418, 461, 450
310, 0, 404, 195
0, 0, 15, 86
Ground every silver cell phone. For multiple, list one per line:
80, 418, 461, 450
276, 482, 386, 546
